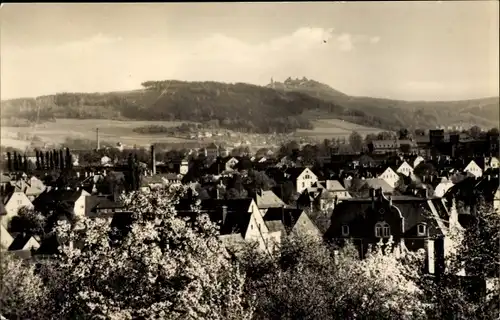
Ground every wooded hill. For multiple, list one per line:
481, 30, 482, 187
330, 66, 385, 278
2, 78, 498, 133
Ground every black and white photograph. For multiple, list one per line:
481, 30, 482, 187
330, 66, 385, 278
0, 2, 499, 319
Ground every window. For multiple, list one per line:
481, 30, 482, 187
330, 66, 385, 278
341, 225, 349, 236
375, 222, 390, 238
302, 182, 305, 188
417, 224, 426, 236
17, 200, 22, 205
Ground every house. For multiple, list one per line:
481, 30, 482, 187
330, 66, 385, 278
140, 175, 166, 192
225, 157, 239, 171
0, 223, 13, 250
219, 147, 230, 158
253, 189, 286, 215
411, 155, 426, 169
464, 160, 483, 178
176, 198, 274, 253
180, 159, 189, 175
485, 156, 499, 170
324, 188, 453, 274
204, 143, 220, 159
100, 155, 112, 166
1, 191, 33, 228
396, 161, 414, 177
85, 195, 125, 221
0, 174, 11, 193
8, 233, 40, 252
494, 186, 500, 213
263, 207, 321, 241
362, 178, 395, 195
377, 167, 400, 188
285, 167, 318, 194
434, 178, 455, 198
32, 188, 90, 218
310, 180, 352, 211
369, 139, 416, 154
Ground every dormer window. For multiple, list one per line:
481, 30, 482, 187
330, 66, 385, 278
341, 225, 350, 236
417, 224, 426, 236
375, 222, 390, 238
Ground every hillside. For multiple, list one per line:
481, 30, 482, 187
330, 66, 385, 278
2, 78, 498, 134
0, 81, 392, 134
268, 77, 500, 129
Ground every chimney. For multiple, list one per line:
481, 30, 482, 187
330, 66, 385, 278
96, 128, 100, 151
389, 196, 392, 206
222, 205, 228, 224
150, 145, 156, 175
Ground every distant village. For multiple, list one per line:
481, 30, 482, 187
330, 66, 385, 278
1, 127, 499, 281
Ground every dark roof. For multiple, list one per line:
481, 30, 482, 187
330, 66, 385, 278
264, 207, 304, 233
0, 200, 7, 215
85, 195, 123, 215
325, 191, 448, 239
177, 198, 254, 235
285, 167, 307, 181
8, 233, 37, 251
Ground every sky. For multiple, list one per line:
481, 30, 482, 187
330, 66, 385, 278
1, 2, 499, 101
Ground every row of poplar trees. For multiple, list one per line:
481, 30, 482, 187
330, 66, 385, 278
6, 148, 74, 172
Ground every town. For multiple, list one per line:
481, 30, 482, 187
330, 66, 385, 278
1, 125, 499, 318
2, 2, 499, 319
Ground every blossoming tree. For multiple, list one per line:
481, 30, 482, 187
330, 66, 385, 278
50, 185, 253, 319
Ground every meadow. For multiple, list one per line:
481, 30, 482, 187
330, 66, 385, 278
0, 117, 384, 150
0, 119, 193, 149
295, 118, 382, 140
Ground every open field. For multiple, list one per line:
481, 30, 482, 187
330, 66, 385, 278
294, 118, 383, 140
0, 118, 194, 149
1, 118, 385, 151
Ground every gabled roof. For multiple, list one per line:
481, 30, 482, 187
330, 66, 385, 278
362, 179, 394, 194
32, 188, 87, 211
8, 233, 40, 251
176, 198, 254, 235
263, 207, 304, 233
255, 190, 285, 209
325, 180, 345, 191
206, 142, 219, 150
0, 174, 11, 183
326, 193, 448, 238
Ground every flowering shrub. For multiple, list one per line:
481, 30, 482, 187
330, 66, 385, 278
48, 186, 253, 319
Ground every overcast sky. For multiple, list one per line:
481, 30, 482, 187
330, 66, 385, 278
1, 2, 498, 101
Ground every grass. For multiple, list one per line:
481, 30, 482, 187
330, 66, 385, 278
295, 119, 382, 140
0, 118, 193, 149
0, 117, 386, 150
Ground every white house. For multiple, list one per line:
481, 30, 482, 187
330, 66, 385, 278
225, 157, 239, 171
486, 156, 499, 170
72, 189, 92, 217
378, 167, 400, 188
286, 167, 318, 194
464, 160, 483, 178
413, 156, 425, 169
100, 155, 112, 166
396, 161, 414, 177
434, 178, 455, 198
1, 191, 34, 228
494, 186, 500, 213
180, 159, 189, 175
0, 224, 13, 250
325, 180, 352, 199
